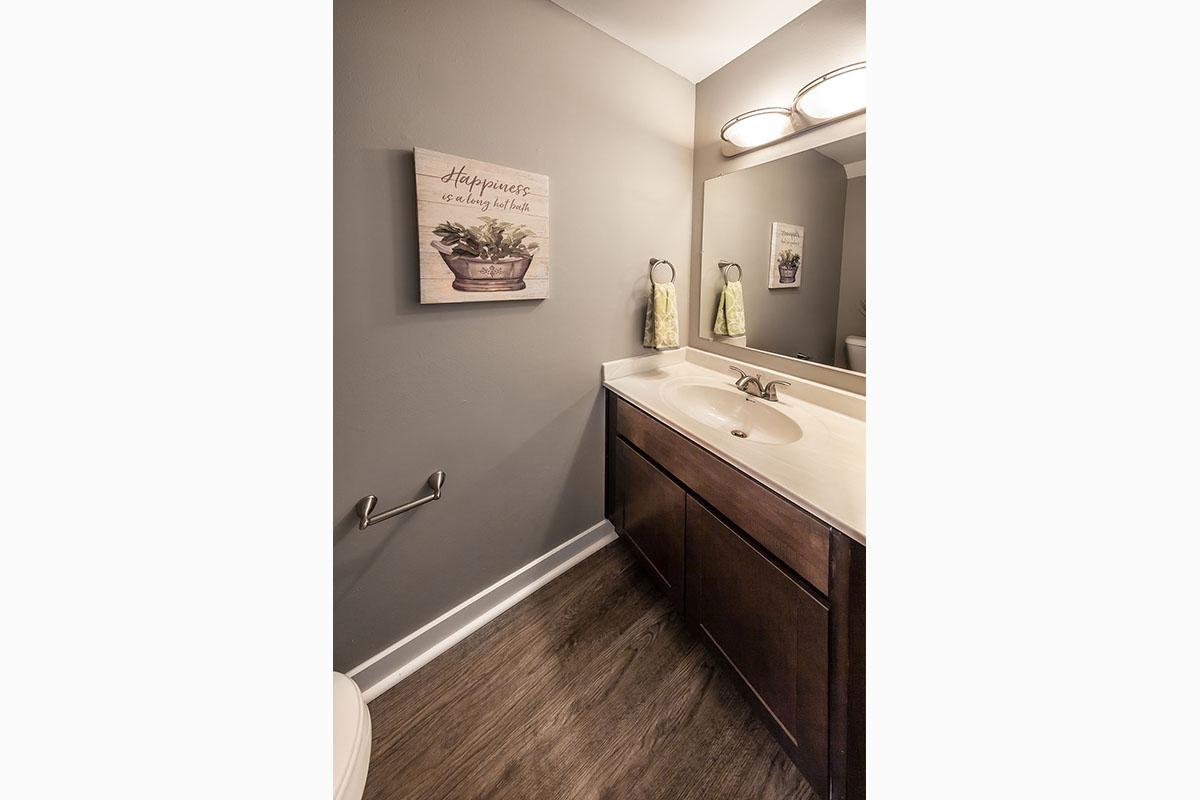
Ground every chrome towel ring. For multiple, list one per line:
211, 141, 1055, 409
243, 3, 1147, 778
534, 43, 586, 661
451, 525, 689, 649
649, 258, 676, 284
718, 260, 743, 284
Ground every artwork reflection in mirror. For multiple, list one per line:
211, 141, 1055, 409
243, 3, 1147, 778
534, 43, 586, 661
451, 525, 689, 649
700, 133, 865, 373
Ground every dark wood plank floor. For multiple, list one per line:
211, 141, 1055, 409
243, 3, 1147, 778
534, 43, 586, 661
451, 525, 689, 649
364, 539, 816, 800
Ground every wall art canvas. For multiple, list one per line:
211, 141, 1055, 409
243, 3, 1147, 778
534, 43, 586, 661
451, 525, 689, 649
415, 148, 549, 304
767, 221, 804, 289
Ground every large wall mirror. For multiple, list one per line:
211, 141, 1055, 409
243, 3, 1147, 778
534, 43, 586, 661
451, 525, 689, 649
699, 132, 865, 374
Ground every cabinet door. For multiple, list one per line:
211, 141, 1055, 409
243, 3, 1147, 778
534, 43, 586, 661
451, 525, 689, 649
616, 439, 685, 604
685, 496, 830, 795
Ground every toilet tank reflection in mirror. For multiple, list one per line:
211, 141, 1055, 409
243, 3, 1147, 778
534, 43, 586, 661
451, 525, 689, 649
700, 132, 865, 373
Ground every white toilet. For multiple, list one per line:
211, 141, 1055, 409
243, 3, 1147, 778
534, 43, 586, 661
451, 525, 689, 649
845, 335, 866, 372
333, 672, 371, 800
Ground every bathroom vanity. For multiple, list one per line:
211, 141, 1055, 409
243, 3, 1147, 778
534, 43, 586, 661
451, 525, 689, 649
603, 350, 864, 800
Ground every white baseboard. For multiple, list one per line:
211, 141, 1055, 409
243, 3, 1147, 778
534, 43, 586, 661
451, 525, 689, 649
347, 519, 618, 703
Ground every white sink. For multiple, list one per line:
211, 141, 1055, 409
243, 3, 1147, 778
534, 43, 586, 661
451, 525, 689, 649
663, 382, 803, 445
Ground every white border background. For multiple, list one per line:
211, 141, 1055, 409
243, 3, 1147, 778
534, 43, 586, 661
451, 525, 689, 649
3, 1, 330, 797
870, 1, 1199, 797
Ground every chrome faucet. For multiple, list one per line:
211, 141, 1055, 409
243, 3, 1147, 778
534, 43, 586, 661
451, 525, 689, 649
729, 366, 790, 402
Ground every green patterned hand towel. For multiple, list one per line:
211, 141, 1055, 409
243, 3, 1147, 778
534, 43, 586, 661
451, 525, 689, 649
643, 280, 680, 350
713, 280, 746, 336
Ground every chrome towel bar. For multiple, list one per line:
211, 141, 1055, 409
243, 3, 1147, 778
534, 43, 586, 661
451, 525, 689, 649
355, 470, 446, 530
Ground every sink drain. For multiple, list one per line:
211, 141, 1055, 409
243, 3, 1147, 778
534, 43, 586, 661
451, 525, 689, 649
731, 429, 748, 438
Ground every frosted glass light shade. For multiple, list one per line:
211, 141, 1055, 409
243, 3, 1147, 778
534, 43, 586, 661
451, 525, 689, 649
719, 107, 795, 148
793, 63, 866, 120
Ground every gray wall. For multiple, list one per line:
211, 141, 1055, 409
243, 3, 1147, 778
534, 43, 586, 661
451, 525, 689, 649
700, 150, 847, 363
834, 176, 866, 368
690, 0, 866, 393
334, 0, 694, 671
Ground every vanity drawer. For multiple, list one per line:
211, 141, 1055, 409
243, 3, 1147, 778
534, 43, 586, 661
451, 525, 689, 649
615, 397, 830, 595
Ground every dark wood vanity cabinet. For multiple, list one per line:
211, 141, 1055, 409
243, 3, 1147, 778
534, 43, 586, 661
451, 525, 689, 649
606, 391, 864, 800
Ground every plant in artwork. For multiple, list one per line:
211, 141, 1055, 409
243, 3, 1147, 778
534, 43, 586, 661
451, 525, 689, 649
776, 249, 801, 283
431, 216, 540, 292
433, 216, 540, 261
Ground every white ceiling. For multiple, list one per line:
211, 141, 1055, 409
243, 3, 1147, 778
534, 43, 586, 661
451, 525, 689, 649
549, 0, 824, 83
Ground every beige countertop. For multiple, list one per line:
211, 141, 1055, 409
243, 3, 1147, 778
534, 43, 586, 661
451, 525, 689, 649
602, 348, 865, 544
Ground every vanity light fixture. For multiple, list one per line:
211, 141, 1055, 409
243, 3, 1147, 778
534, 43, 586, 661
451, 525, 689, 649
719, 61, 866, 155
792, 62, 866, 121
719, 107, 796, 149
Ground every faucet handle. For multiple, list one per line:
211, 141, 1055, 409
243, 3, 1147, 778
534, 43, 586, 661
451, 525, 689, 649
763, 380, 791, 401
728, 365, 749, 382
